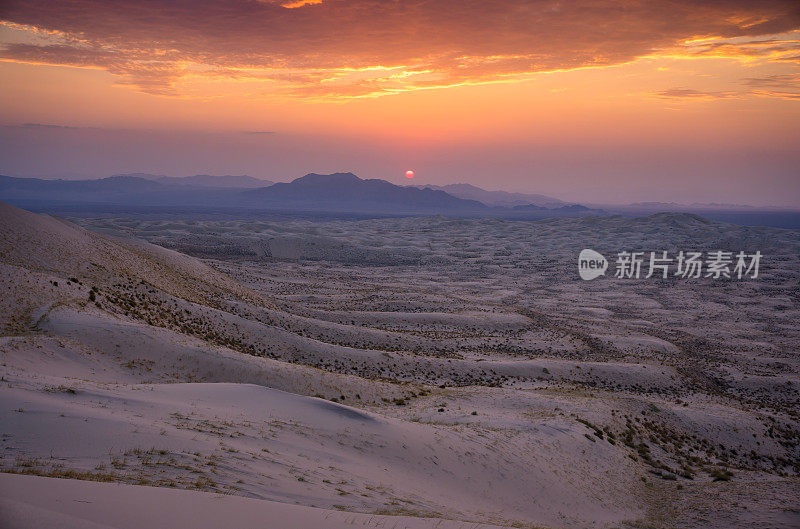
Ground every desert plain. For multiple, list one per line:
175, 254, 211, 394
1, 203, 798, 528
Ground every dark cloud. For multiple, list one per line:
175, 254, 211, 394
1, 0, 799, 97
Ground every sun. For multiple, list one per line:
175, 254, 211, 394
405, 170, 415, 179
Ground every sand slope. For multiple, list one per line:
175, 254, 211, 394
2, 203, 799, 528
0, 473, 508, 529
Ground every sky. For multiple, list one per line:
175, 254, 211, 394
1, 0, 799, 206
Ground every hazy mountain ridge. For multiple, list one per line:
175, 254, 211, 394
0, 172, 601, 218
0, 173, 233, 207
5, 173, 794, 226
412, 183, 566, 208
246, 172, 488, 212
616, 201, 786, 211
0, 172, 518, 215
122, 173, 275, 188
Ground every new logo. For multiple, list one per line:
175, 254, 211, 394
578, 249, 608, 280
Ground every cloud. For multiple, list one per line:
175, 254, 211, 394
674, 35, 800, 64
741, 73, 800, 99
2, 122, 103, 131
280, 0, 324, 8
742, 72, 800, 88
1, 42, 186, 94
656, 88, 739, 100
1, 0, 799, 98
656, 72, 800, 101
20, 123, 79, 129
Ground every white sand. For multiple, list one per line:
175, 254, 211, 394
1, 202, 798, 528
0, 473, 507, 529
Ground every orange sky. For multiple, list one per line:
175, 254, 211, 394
1, 1, 799, 205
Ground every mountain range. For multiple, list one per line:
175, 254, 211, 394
122, 173, 274, 188
411, 183, 566, 208
0, 172, 602, 218
246, 172, 487, 213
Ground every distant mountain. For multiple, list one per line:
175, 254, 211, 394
552, 204, 591, 212
0, 174, 162, 202
0, 172, 486, 213
0, 174, 241, 207
0, 172, 604, 219
412, 183, 565, 208
619, 201, 767, 212
595, 201, 800, 229
510, 203, 546, 211
246, 173, 488, 213
124, 173, 274, 188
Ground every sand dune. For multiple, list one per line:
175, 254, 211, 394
0, 473, 509, 529
1, 202, 799, 528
